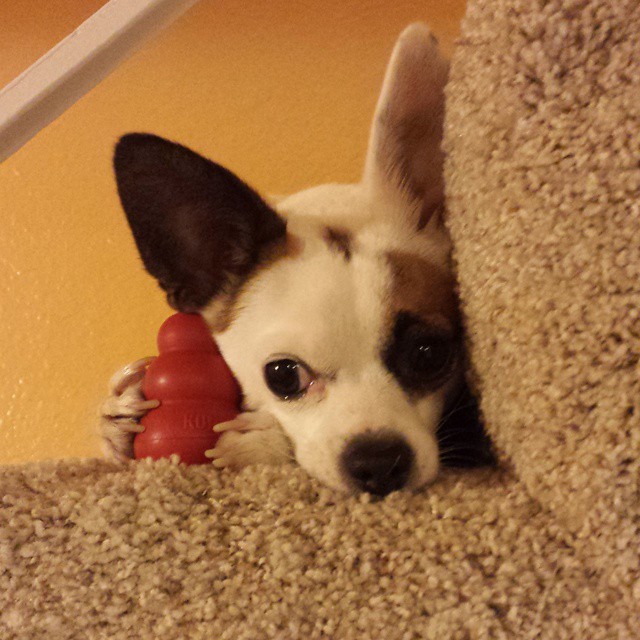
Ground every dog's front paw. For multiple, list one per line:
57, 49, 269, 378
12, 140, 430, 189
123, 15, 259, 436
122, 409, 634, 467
99, 357, 160, 462
205, 412, 291, 470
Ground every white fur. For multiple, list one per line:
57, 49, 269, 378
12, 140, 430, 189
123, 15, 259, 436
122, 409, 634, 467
209, 185, 451, 492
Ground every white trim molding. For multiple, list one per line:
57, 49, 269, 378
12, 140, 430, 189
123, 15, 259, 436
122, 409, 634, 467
0, 0, 201, 163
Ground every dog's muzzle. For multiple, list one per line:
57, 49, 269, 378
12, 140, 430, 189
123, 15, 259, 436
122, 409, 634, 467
341, 431, 414, 496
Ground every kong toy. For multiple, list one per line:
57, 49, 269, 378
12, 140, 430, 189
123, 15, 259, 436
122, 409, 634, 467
134, 313, 241, 464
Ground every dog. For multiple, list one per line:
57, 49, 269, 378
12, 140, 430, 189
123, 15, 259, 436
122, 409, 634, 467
100, 24, 493, 496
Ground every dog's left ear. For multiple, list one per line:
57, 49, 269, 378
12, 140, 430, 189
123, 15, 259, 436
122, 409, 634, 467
362, 24, 449, 230
114, 133, 286, 313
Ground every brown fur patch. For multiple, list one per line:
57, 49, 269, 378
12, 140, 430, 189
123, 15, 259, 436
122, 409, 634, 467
386, 251, 460, 331
323, 227, 352, 261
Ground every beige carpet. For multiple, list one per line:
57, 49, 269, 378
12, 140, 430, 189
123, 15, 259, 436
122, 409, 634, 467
443, 0, 640, 622
2, 0, 639, 637
0, 459, 632, 639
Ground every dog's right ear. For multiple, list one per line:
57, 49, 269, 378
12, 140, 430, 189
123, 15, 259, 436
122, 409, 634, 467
114, 133, 286, 313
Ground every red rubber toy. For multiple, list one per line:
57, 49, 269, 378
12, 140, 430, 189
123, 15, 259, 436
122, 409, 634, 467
134, 313, 241, 464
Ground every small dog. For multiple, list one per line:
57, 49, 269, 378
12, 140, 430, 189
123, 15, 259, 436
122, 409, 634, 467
100, 24, 492, 496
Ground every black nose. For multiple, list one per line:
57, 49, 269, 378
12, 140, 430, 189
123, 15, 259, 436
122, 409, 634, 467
341, 432, 414, 496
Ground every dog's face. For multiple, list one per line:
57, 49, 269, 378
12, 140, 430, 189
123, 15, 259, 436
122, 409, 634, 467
114, 24, 459, 494
212, 181, 461, 493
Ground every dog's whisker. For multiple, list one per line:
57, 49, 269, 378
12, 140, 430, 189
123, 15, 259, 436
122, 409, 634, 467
436, 430, 477, 445
438, 440, 495, 467
437, 425, 475, 436
436, 436, 475, 449
438, 444, 470, 455
436, 401, 478, 427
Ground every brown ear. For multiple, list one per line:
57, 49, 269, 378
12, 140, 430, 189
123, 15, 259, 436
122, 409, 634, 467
362, 24, 449, 229
114, 133, 286, 312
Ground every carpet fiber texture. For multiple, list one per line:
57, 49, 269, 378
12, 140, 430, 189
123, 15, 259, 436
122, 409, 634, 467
2, 0, 639, 637
0, 459, 634, 639
443, 0, 640, 624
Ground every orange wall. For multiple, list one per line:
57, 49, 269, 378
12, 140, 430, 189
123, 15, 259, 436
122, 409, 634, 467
0, 0, 466, 463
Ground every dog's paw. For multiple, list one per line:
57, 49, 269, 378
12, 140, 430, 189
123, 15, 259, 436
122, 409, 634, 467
212, 410, 280, 434
205, 412, 291, 470
99, 357, 160, 462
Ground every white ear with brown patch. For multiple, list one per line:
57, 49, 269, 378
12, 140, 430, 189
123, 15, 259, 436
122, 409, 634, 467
362, 24, 449, 229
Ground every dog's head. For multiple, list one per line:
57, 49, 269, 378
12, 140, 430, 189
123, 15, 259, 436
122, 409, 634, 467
114, 25, 461, 494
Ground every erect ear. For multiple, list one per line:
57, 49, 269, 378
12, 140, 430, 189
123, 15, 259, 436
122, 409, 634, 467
362, 24, 449, 229
114, 133, 286, 313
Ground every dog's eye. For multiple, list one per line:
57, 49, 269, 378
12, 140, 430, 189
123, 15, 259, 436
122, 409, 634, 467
383, 313, 458, 393
264, 359, 314, 400
406, 332, 453, 378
